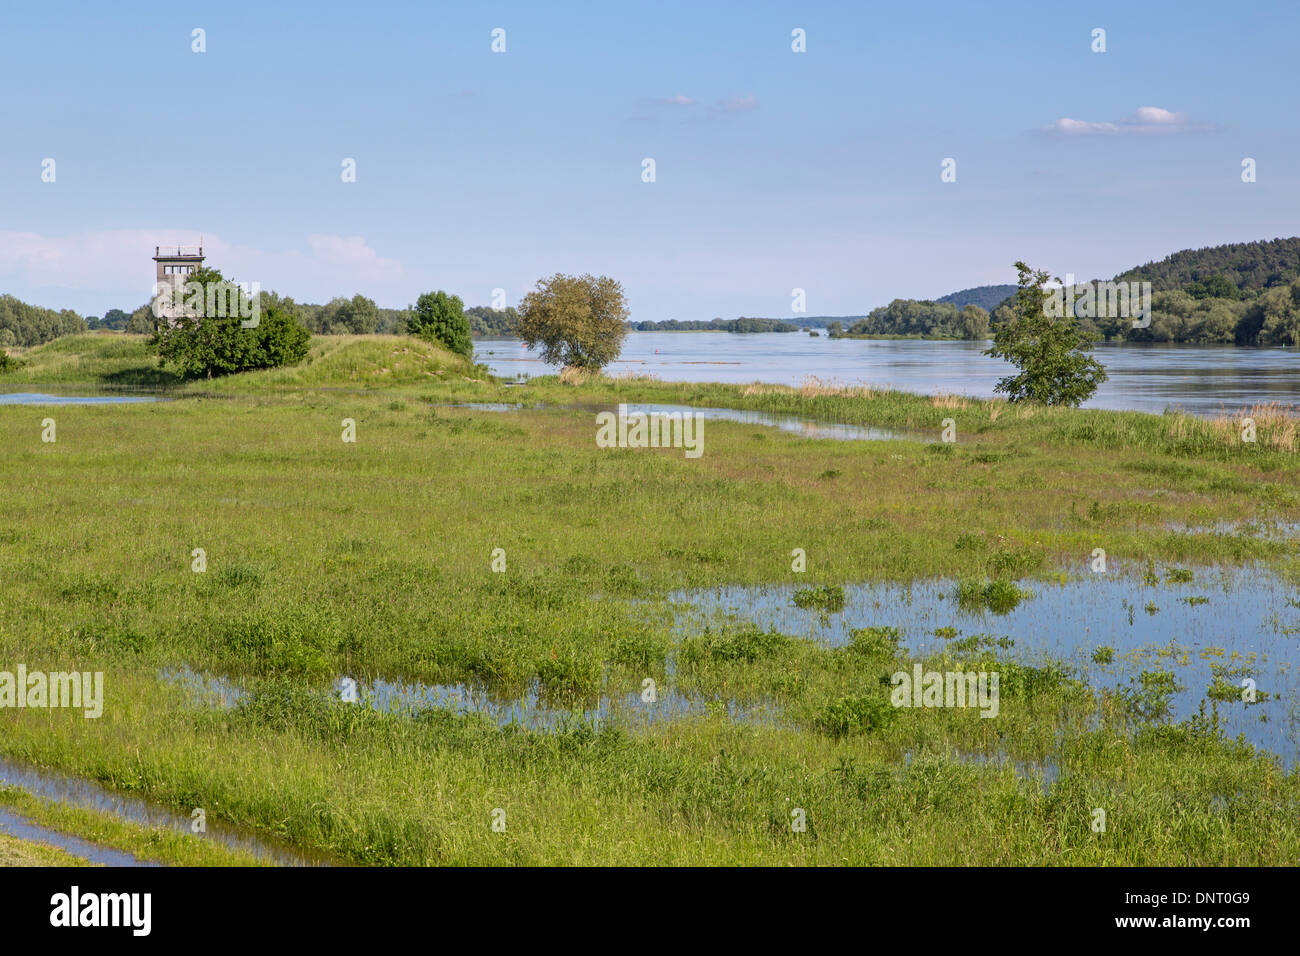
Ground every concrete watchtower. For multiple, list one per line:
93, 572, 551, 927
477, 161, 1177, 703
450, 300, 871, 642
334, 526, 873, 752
152, 243, 205, 321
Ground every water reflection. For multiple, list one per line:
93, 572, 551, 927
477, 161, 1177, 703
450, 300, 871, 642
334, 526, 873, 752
164, 666, 779, 732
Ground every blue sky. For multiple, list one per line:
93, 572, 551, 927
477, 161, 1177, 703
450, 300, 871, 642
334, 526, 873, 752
1, 0, 1296, 318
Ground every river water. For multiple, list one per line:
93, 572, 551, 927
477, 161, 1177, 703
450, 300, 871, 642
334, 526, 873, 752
474, 334, 1300, 417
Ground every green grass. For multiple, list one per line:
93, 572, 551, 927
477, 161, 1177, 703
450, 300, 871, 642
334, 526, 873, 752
0, 333, 1298, 865
0, 786, 267, 866
0, 829, 92, 867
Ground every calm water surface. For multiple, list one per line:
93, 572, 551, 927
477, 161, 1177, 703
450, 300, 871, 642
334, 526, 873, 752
475, 334, 1300, 417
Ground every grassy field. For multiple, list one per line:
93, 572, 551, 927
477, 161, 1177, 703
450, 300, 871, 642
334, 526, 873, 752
0, 332, 1297, 865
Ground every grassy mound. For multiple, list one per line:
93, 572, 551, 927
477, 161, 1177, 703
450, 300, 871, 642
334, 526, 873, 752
0, 333, 483, 392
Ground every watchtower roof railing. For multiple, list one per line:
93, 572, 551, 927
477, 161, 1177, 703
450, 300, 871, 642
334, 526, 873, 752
154, 245, 204, 258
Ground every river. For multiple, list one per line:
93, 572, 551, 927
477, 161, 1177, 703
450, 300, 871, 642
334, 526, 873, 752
473, 333, 1300, 417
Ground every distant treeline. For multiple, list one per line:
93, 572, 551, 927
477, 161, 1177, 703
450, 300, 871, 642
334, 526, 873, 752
267, 299, 518, 337
632, 317, 801, 333
0, 295, 86, 348
844, 239, 1300, 344
1000, 279, 1300, 345
82, 296, 518, 339
841, 300, 990, 339
846, 282, 1300, 345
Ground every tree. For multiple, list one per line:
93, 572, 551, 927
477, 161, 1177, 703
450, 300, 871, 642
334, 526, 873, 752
338, 295, 380, 334
984, 262, 1108, 406
407, 290, 472, 357
958, 304, 990, 339
516, 273, 629, 370
125, 305, 156, 335
1255, 280, 1300, 346
150, 266, 310, 378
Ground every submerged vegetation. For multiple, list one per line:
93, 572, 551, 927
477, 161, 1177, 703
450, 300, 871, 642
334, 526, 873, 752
0, 333, 1298, 865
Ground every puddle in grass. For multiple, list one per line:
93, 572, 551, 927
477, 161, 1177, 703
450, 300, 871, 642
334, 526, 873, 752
0, 806, 157, 866
432, 401, 922, 443
1165, 518, 1300, 540
434, 402, 525, 412
0, 392, 162, 405
672, 565, 1300, 766
902, 750, 1061, 792
163, 665, 779, 731
0, 751, 337, 867
362, 677, 778, 730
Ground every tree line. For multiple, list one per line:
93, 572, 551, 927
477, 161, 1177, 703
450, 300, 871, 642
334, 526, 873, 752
630, 317, 801, 332
85, 296, 515, 338
840, 299, 991, 339
986, 280, 1300, 345
0, 295, 87, 348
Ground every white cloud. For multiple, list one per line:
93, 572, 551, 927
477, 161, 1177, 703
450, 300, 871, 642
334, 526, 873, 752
1126, 106, 1184, 126
1047, 118, 1120, 135
0, 229, 412, 310
1040, 106, 1209, 136
659, 94, 695, 106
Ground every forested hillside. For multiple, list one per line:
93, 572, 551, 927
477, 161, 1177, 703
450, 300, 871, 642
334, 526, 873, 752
935, 284, 1018, 312
977, 237, 1300, 346
1115, 237, 1300, 294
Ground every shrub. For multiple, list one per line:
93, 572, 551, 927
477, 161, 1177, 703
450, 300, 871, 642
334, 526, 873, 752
407, 290, 472, 358
814, 694, 896, 737
848, 626, 902, 657
792, 584, 846, 613
150, 267, 310, 378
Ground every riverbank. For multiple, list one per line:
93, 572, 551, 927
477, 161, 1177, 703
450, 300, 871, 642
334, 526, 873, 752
1, 334, 1297, 865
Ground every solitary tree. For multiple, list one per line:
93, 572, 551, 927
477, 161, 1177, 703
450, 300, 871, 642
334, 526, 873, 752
984, 261, 1107, 406
407, 290, 472, 358
516, 273, 629, 371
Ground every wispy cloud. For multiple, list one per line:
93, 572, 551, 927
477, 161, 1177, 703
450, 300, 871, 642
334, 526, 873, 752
1039, 106, 1212, 137
658, 94, 695, 106
713, 94, 758, 114
0, 229, 410, 309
